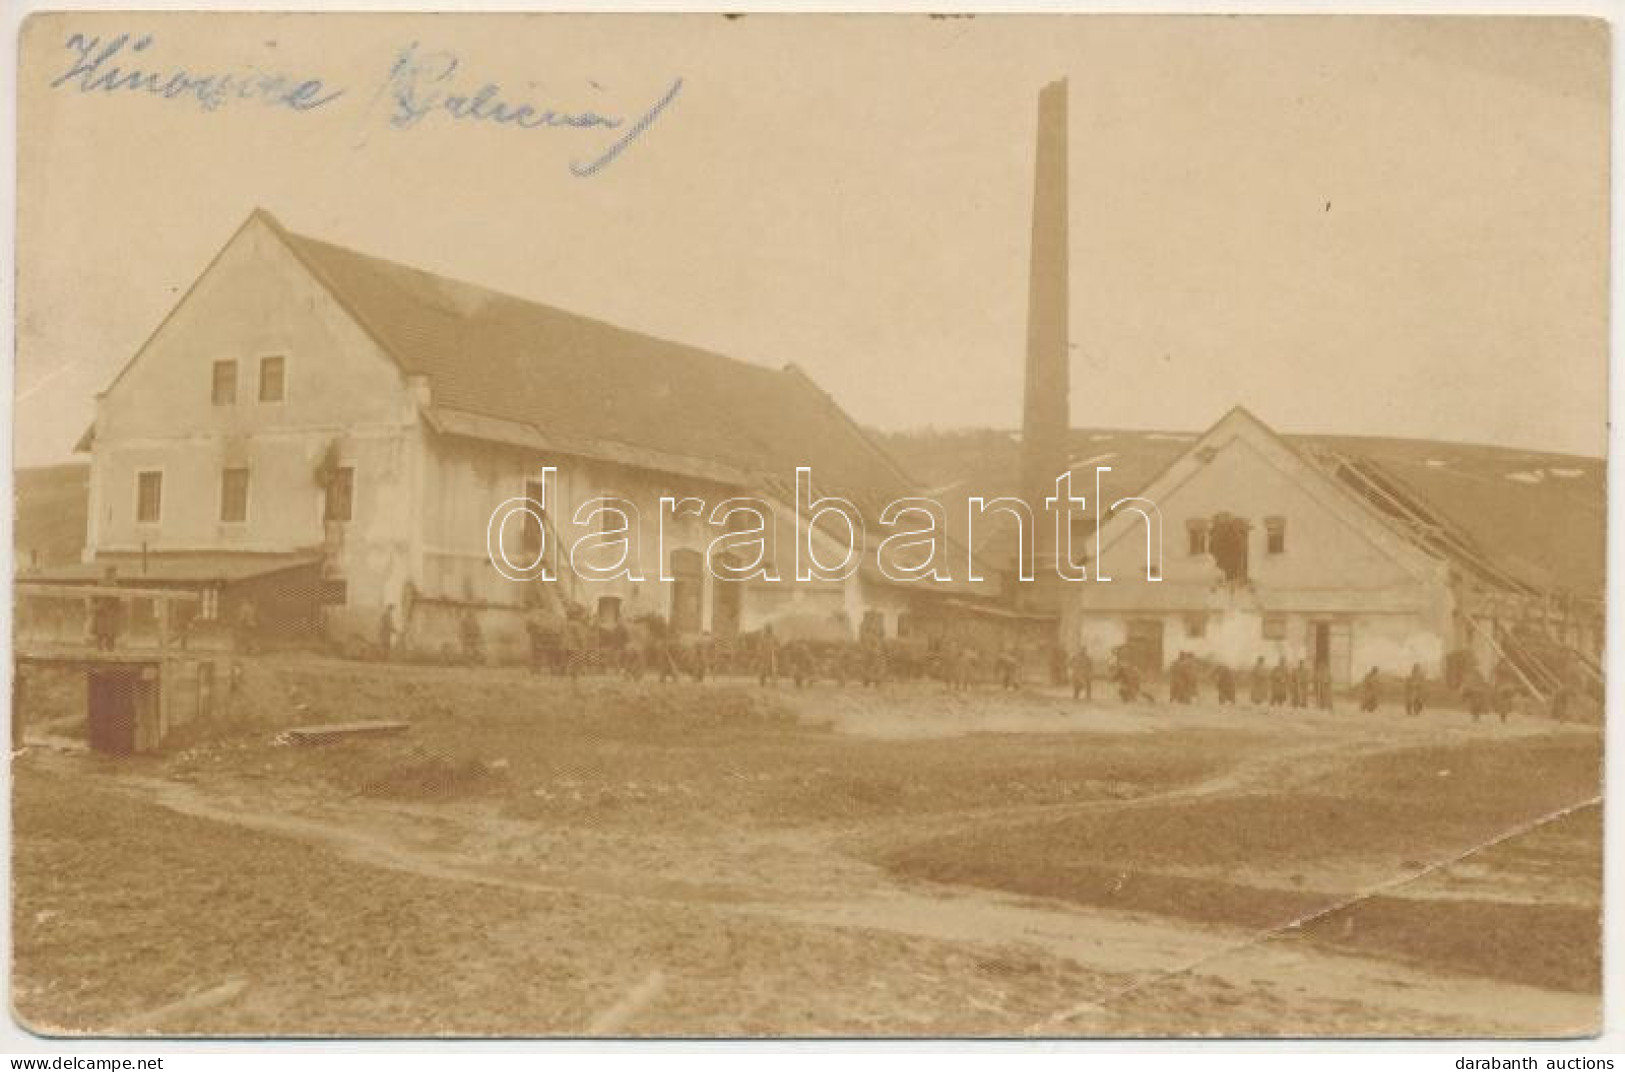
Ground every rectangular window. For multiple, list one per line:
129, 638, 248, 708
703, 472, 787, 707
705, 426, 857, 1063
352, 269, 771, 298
1262, 613, 1287, 641
324, 466, 355, 522
220, 467, 250, 523
1187, 519, 1209, 556
212, 361, 237, 405
259, 355, 286, 402
136, 470, 162, 523
1265, 516, 1286, 554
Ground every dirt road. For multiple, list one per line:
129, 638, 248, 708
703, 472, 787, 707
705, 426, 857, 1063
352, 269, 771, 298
11, 657, 1602, 1037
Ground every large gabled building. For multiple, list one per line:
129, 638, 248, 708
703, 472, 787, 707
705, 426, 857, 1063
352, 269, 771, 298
54, 208, 994, 659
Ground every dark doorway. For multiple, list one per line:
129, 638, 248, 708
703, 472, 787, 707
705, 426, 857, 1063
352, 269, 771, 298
1124, 618, 1166, 676
1313, 621, 1331, 669
1208, 514, 1250, 584
669, 550, 703, 634
88, 667, 147, 755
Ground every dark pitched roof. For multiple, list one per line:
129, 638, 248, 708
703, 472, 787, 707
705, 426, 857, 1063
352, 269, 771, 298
266, 212, 914, 503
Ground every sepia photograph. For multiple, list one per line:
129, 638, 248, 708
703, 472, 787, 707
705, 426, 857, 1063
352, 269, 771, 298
6, 10, 1610, 1043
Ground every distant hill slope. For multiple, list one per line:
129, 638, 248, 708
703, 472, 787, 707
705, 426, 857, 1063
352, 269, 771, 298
877, 427, 1605, 600
15, 462, 89, 570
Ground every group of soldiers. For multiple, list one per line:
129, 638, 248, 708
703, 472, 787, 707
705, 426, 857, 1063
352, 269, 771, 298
363, 598, 1559, 725
1085, 648, 1429, 716
1239, 654, 1336, 710
372, 603, 496, 667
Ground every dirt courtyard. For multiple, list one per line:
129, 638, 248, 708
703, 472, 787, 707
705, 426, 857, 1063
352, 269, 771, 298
11, 655, 1602, 1037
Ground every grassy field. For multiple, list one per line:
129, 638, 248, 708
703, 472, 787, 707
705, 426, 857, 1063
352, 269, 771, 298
11, 655, 1603, 1037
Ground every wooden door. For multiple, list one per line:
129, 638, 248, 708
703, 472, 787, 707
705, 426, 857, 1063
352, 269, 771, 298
88, 667, 138, 755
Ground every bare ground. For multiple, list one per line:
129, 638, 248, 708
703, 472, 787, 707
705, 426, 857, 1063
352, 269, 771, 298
11, 655, 1603, 1037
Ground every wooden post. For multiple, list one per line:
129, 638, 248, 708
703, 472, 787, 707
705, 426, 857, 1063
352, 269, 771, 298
11, 668, 24, 751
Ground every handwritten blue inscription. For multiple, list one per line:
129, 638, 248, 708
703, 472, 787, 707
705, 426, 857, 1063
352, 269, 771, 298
376, 43, 683, 177
51, 33, 343, 112
48, 32, 682, 176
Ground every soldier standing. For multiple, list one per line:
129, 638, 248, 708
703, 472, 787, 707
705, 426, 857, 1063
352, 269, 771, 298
1069, 647, 1093, 701
691, 631, 713, 683
1167, 653, 1190, 704
377, 604, 397, 662
1292, 659, 1310, 709
757, 624, 780, 686
651, 617, 681, 683
959, 645, 981, 691
1492, 681, 1515, 724
458, 608, 484, 666
90, 566, 122, 653
996, 644, 1020, 691
860, 639, 888, 688
788, 639, 813, 689
524, 604, 559, 675
1116, 659, 1144, 703
1359, 666, 1381, 712
1215, 663, 1237, 705
1314, 660, 1333, 710
1249, 656, 1269, 707
1270, 658, 1289, 707
1403, 664, 1426, 717
1463, 669, 1490, 722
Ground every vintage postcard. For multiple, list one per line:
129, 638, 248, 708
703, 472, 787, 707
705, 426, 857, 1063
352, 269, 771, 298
9, 11, 1608, 1039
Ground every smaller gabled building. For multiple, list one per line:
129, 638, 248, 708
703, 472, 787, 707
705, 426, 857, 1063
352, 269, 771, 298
1077, 406, 1576, 689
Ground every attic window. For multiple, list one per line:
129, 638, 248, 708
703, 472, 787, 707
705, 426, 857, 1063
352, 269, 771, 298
259, 356, 286, 402
211, 361, 237, 406
1265, 516, 1287, 554
1186, 519, 1209, 555
136, 470, 162, 524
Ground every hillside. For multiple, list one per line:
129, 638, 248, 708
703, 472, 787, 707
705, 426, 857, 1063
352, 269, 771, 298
14, 461, 89, 569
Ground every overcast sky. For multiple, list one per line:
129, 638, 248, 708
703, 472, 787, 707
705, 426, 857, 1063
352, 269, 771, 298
15, 12, 1610, 467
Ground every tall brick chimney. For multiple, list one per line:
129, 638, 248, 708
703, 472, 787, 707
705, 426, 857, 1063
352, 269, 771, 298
1020, 78, 1071, 602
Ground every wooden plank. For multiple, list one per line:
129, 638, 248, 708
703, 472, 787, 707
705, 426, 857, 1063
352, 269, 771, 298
16, 649, 169, 667
16, 583, 201, 603
283, 721, 410, 746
